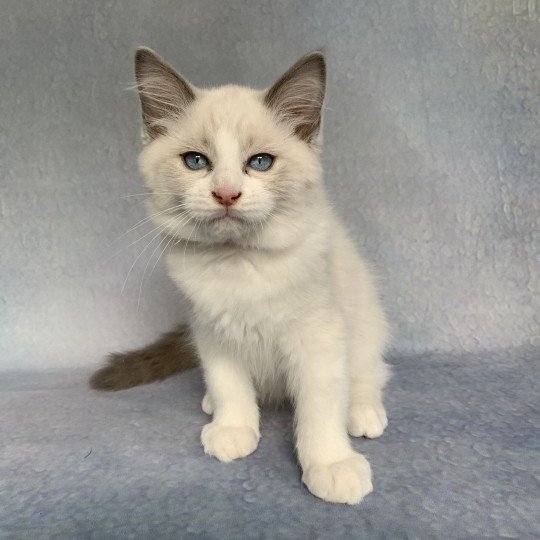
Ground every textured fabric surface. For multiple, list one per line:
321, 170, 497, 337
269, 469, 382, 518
1, 351, 539, 539
1, 0, 538, 369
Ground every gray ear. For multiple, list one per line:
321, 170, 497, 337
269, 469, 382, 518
134, 47, 195, 139
264, 51, 326, 144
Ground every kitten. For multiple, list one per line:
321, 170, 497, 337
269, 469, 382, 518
92, 48, 390, 504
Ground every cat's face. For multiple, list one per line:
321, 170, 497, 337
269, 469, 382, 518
135, 48, 326, 248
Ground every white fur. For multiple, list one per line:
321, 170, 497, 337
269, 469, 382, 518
136, 51, 390, 504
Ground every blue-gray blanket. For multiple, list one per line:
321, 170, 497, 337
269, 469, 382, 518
2, 350, 538, 538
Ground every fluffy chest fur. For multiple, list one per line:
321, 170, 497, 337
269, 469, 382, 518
166, 228, 329, 345
166, 223, 334, 401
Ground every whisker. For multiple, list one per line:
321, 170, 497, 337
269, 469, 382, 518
182, 218, 201, 268
119, 191, 181, 199
136, 225, 177, 310
149, 233, 177, 279
114, 203, 188, 243
107, 220, 170, 264
120, 218, 175, 294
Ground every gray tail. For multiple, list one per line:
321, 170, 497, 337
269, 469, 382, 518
89, 324, 197, 391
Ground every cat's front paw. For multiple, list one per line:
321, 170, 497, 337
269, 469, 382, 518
201, 422, 259, 463
302, 454, 373, 504
348, 403, 388, 438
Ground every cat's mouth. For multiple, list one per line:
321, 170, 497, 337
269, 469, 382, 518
207, 212, 246, 225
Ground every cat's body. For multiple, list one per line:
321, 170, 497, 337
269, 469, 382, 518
93, 48, 390, 504
169, 212, 388, 409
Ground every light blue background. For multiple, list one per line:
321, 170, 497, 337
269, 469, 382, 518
1, 0, 538, 369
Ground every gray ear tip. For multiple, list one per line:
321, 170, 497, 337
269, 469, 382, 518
134, 46, 159, 65
303, 50, 326, 74
308, 49, 325, 62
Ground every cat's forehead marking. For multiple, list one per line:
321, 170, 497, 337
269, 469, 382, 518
187, 86, 283, 159
196, 85, 268, 141
212, 126, 242, 167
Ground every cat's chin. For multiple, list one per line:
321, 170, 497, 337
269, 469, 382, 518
203, 214, 253, 242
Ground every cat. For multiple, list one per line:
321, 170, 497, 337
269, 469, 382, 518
91, 47, 390, 504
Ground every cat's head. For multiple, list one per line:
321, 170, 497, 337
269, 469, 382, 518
135, 48, 326, 249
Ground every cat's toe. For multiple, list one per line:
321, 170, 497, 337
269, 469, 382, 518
201, 422, 259, 462
348, 403, 388, 438
302, 453, 373, 504
201, 393, 213, 415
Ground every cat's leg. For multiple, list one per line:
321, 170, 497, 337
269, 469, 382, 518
281, 310, 373, 505
195, 331, 259, 463
348, 369, 389, 439
201, 393, 213, 414
346, 316, 390, 439
331, 227, 391, 439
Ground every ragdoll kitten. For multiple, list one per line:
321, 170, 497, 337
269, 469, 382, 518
91, 47, 390, 504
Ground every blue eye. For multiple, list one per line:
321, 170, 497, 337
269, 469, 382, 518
248, 153, 274, 172
183, 152, 209, 170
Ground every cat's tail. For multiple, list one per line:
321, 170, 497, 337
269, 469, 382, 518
89, 324, 197, 391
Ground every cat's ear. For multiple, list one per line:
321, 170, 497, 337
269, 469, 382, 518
264, 51, 326, 144
134, 47, 195, 139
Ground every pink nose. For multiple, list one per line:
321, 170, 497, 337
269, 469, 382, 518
211, 189, 242, 207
